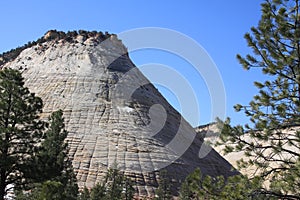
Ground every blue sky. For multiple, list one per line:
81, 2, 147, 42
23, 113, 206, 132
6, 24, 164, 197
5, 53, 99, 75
0, 0, 265, 127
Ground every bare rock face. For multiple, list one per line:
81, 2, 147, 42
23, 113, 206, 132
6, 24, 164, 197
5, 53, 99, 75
2, 31, 234, 198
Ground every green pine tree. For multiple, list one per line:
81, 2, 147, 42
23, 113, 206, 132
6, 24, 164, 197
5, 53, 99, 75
17, 110, 79, 199
90, 183, 106, 200
179, 168, 201, 200
154, 170, 171, 200
179, 168, 268, 200
16, 180, 69, 200
34, 110, 79, 199
78, 166, 134, 200
0, 68, 44, 200
123, 176, 134, 200
104, 167, 132, 200
78, 187, 91, 200
218, 0, 300, 199
35, 180, 65, 200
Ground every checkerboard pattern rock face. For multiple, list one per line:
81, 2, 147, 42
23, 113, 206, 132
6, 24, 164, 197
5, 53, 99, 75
3, 32, 234, 198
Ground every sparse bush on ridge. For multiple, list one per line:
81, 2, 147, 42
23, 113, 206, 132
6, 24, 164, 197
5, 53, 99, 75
0, 30, 116, 66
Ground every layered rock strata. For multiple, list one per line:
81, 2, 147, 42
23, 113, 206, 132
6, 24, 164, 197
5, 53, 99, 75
2, 31, 234, 198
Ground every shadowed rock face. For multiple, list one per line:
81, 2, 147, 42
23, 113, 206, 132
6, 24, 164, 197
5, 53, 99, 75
2, 31, 234, 198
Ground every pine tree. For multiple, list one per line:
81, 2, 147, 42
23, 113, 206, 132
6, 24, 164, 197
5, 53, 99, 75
104, 167, 133, 200
34, 110, 79, 199
218, 0, 300, 198
154, 170, 171, 200
123, 176, 134, 200
78, 187, 91, 200
34, 181, 65, 200
90, 183, 106, 200
179, 168, 267, 200
17, 110, 79, 199
179, 168, 201, 200
77, 167, 134, 200
0, 68, 44, 200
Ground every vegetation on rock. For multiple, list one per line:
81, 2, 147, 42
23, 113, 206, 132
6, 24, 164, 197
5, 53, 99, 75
216, 0, 300, 199
3, 1, 300, 199
178, 0, 300, 199
179, 168, 267, 200
0, 68, 44, 200
0, 30, 116, 66
0, 68, 77, 199
154, 170, 172, 200
0, 68, 134, 199
77, 166, 134, 200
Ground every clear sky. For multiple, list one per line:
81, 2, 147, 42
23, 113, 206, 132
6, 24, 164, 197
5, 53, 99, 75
0, 0, 265, 127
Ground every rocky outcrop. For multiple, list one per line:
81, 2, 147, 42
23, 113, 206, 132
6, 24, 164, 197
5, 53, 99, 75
195, 123, 300, 179
2, 31, 235, 198
194, 123, 241, 169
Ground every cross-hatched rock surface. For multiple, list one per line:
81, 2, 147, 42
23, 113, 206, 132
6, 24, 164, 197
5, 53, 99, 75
2, 31, 235, 198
